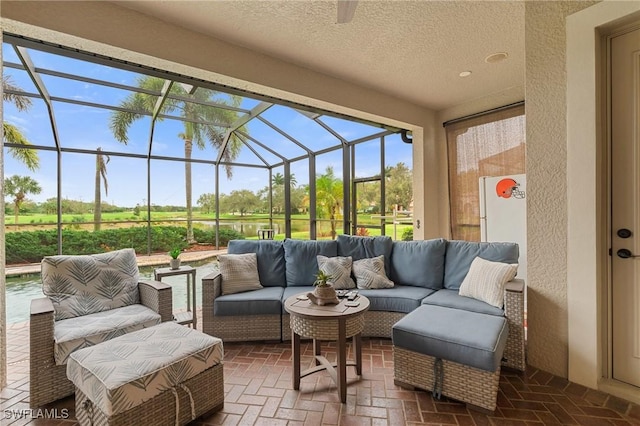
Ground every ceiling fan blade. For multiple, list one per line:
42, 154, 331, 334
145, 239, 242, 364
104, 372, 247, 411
337, 0, 358, 24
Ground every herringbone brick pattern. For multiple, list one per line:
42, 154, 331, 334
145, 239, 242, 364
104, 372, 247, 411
3, 317, 640, 425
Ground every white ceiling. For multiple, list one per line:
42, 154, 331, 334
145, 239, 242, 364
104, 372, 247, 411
116, 1, 525, 112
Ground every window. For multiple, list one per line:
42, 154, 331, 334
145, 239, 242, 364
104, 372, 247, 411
445, 104, 525, 240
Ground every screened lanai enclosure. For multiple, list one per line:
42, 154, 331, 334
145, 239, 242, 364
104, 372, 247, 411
2, 35, 413, 262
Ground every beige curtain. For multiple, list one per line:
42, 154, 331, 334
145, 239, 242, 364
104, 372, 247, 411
446, 104, 525, 241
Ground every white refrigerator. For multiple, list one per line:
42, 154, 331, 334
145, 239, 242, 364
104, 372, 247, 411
479, 174, 527, 282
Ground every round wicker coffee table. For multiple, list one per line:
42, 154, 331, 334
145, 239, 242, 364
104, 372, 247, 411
284, 293, 370, 403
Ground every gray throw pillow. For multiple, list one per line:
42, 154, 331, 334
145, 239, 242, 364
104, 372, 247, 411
316, 255, 356, 290
353, 255, 394, 289
218, 253, 264, 295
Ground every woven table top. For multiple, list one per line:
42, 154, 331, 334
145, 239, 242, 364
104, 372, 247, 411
284, 293, 370, 320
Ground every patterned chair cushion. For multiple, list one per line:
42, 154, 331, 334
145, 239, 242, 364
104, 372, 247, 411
42, 248, 140, 321
67, 322, 223, 417
54, 304, 161, 365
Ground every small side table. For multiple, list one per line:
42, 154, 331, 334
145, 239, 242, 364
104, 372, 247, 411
284, 294, 370, 403
154, 265, 197, 328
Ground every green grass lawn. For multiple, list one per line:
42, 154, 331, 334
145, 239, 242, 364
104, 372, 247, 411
6, 211, 413, 240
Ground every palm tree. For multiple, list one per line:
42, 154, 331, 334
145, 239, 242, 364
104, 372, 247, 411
316, 166, 343, 240
94, 147, 110, 231
272, 172, 284, 186
3, 76, 39, 171
272, 172, 297, 187
110, 77, 246, 242
4, 175, 42, 224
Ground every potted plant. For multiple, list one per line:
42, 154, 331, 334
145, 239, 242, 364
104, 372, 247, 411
308, 270, 339, 305
169, 247, 181, 270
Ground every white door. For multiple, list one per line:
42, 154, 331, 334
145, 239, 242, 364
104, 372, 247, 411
611, 27, 640, 388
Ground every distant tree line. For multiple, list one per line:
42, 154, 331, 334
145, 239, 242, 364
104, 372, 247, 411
196, 162, 413, 220
4, 162, 413, 230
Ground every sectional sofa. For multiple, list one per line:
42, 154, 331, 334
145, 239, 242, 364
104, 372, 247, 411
201, 235, 526, 371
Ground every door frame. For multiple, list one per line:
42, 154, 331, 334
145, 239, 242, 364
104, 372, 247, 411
566, 2, 640, 402
604, 22, 640, 388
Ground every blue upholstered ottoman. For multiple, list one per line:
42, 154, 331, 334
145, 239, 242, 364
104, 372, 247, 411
392, 305, 508, 411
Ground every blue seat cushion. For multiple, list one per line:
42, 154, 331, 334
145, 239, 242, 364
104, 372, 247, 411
337, 235, 393, 276
357, 285, 436, 313
422, 289, 505, 317
444, 241, 519, 290
228, 240, 286, 287
281, 286, 316, 313
390, 239, 446, 290
392, 305, 508, 372
214, 287, 284, 316
283, 239, 338, 286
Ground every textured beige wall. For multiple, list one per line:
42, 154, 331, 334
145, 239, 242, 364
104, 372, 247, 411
525, 1, 597, 378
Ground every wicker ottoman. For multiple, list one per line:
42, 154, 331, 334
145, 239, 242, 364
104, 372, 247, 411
392, 305, 508, 412
67, 322, 224, 426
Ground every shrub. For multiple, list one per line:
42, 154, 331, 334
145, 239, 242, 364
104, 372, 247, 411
192, 228, 244, 246
4, 225, 244, 264
401, 227, 414, 241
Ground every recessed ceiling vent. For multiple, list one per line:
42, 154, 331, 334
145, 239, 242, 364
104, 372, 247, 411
485, 52, 509, 64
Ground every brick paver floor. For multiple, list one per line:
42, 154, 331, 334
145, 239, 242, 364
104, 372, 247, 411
2, 310, 640, 425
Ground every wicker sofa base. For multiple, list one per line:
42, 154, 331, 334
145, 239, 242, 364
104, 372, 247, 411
75, 362, 224, 426
393, 346, 501, 412
211, 314, 282, 342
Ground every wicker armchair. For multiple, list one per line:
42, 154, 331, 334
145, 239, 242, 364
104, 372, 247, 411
29, 249, 173, 408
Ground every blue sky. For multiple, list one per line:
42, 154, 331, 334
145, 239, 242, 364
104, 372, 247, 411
3, 43, 412, 207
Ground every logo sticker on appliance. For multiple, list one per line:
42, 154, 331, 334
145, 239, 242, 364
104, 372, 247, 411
496, 178, 525, 199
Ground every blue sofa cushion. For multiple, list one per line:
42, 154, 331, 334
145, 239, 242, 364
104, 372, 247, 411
444, 241, 519, 290
214, 287, 284, 316
284, 239, 338, 286
357, 285, 436, 313
422, 289, 505, 317
281, 286, 316, 313
228, 240, 286, 287
392, 305, 508, 372
337, 235, 393, 276
390, 239, 446, 289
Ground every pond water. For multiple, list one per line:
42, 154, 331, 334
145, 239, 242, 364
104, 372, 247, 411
5, 260, 219, 325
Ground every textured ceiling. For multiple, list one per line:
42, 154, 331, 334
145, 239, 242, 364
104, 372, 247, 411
115, 1, 525, 111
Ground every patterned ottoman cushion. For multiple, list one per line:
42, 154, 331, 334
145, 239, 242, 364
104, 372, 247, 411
67, 322, 223, 417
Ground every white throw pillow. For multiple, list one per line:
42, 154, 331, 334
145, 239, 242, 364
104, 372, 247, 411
353, 255, 394, 289
218, 253, 263, 295
459, 257, 518, 308
316, 255, 355, 290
